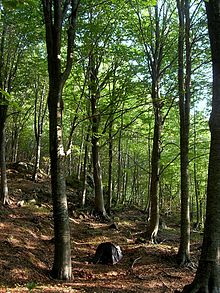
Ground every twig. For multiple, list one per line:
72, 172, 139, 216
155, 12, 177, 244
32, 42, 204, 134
131, 257, 142, 269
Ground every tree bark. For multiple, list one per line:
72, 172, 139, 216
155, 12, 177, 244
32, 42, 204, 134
32, 81, 47, 182
147, 5, 163, 242
48, 84, 71, 280
0, 17, 9, 205
148, 105, 162, 243
107, 117, 113, 215
193, 109, 201, 228
177, 0, 191, 266
42, 0, 79, 280
181, 0, 220, 291
0, 105, 9, 205
89, 53, 107, 217
116, 112, 123, 204
82, 126, 90, 207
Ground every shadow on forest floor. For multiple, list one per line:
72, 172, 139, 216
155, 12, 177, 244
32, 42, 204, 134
0, 167, 202, 292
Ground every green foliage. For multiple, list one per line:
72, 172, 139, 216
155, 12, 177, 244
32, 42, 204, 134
2, 0, 34, 9
1, 0, 211, 216
26, 281, 37, 292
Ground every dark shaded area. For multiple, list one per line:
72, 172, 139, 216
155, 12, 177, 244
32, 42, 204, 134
93, 242, 123, 265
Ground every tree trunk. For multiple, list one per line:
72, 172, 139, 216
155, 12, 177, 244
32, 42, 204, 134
33, 81, 47, 182
42, 0, 79, 280
91, 96, 106, 217
193, 109, 200, 228
92, 133, 106, 216
82, 128, 90, 207
122, 143, 129, 205
0, 105, 9, 205
33, 134, 42, 182
89, 53, 107, 217
181, 0, 220, 291
116, 112, 123, 204
48, 86, 71, 280
0, 18, 9, 205
177, 0, 191, 265
10, 119, 20, 163
107, 119, 113, 215
148, 106, 161, 243
77, 129, 84, 180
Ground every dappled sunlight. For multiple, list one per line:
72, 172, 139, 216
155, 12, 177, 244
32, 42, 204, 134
0, 173, 200, 292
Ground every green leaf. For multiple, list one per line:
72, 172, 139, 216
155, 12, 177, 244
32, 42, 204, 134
0, 88, 11, 100
2, 0, 34, 9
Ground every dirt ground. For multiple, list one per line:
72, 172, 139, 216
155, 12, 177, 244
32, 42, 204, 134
0, 166, 202, 292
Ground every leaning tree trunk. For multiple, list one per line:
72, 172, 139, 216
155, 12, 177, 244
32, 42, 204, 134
181, 0, 220, 292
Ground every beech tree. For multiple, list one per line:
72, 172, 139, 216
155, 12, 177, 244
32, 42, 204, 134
0, 7, 25, 204
132, 0, 178, 242
176, 0, 191, 266
0, 15, 9, 205
42, 0, 79, 280
181, 0, 220, 291
32, 78, 47, 182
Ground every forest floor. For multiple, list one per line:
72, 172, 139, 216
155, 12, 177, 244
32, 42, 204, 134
0, 163, 202, 293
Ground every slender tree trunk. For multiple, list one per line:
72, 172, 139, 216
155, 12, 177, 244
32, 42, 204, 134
91, 98, 106, 216
33, 135, 42, 181
122, 143, 129, 205
0, 105, 9, 205
116, 113, 123, 203
145, 121, 152, 215
77, 129, 84, 180
0, 18, 9, 205
107, 119, 113, 215
181, 0, 220, 291
33, 82, 47, 182
148, 105, 162, 243
82, 126, 90, 207
89, 53, 107, 217
177, 0, 191, 265
144, 4, 164, 243
193, 109, 200, 228
11, 122, 20, 163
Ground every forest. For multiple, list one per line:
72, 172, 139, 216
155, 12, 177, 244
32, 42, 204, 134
0, 0, 220, 292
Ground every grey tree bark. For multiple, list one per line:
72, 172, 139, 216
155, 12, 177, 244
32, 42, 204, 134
181, 0, 220, 291
176, 0, 191, 266
42, 0, 79, 280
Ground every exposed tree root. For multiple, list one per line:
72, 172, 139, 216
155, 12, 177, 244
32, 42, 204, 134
180, 275, 220, 293
177, 250, 191, 267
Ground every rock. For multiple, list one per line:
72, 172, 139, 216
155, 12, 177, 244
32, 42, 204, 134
93, 242, 123, 265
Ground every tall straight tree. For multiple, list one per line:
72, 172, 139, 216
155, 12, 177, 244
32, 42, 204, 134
176, 0, 191, 266
42, 0, 79, 280
32, 79, 47, 182
0, 16, 9, 205
134, 0, 177, 242
181, 0, 220, 292
0, 8, 22, 205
